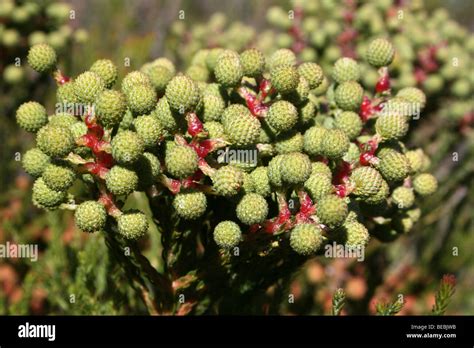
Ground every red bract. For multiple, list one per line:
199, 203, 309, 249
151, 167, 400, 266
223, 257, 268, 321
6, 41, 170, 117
334, 184, 348, 198
332, 161, 352, 185
98, 191, 121, 217
54, 70, 70, 85
360, 96, 384, 122
442, 274, 456, 287
186, 112, 204, 137
376, 73, 391, 94
359, 152, 374, 166
359, 96, 373, 122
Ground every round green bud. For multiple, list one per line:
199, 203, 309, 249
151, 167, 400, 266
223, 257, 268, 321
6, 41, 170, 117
74, 71, 105, 103
269, 48, 296, 69
143, 64, 173, 93
3, 65, 24, 84
165, 145, 198, 179
214, 221, 242, 249
42, 163, 75, 191
343, 142, 361, 163
298, 62, 324, 89
376, 151, 410, 182
405, 149, 424, 174
407, 207, 421, 222
111, 130, 144, 165
242, 172, 254, 193
0, 0, 14, 17
22, 148, 51, 177
16, 101, 48, 132
298, 100, 316, 127
90, 59, 118, 88
214, 55, 243, 87
119, 109, 134, 131
121, 71, 151, 95
154, 97, 182, 132
366, 38, 395, 67
334, 221, 370, 248
2, 28, 20, 47
267, 155, 285, 187
304, 126, 327, 156
334, 111, 362, 140
27, 43, 56, 73
165, 75, 200, 112
186, 65, 209, 82
217, 49, 240, 60
133, 115, 164, 149
334, 81, 363, 111
240, 49, 265, 77
391, 186, 415, 209
422, 75, 443, 94
221, 104, 252, 128
151, 57, 176, 75
332, 57, 360, 83
212, 165, 243, 196
451, 79, 471, 98
224, 113, 261, 147
285, 76, 310, 105
105, 165, 138, 196
202, 83, 226, 98
274, 131, 304, 154
75, 201, 107, 233
270, 65, 299, 94
317, 195, 348, 229
32, 177, 66, 209
190, 49, 209, 66
203, 121, 225, 139
236, 193, 268, 225
206, 48, 225, 71
117, 211, 148, 240
198, 94, 225, 122
249, 167, 271, 197
46, 2, 71, 21
266, 6, 292, 29
396, 87, 426, 109
375, 114, 408, 140
350, 166, 384, 198
173, 191, 207, 220
311, 162, 332, 178
280, 152, 312, 184
95, 90, 127, 128
321, 129, 350, 159
36, 125, 75, 158
48, 113, 77, 128
57, 81, 78, 105
304, 174, 333, 201
266, 100, 298, 133
134, 152, 161, 189
363, 178, 389, 205
126, 85, 157, 115
413, 173, 438, 196
290, 223, 323, 256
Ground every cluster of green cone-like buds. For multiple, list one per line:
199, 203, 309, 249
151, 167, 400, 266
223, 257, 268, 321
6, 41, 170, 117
18, 39, 438, 260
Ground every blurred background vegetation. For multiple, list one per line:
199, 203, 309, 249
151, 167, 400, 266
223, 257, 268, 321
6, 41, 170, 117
0, 0, 473, 314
